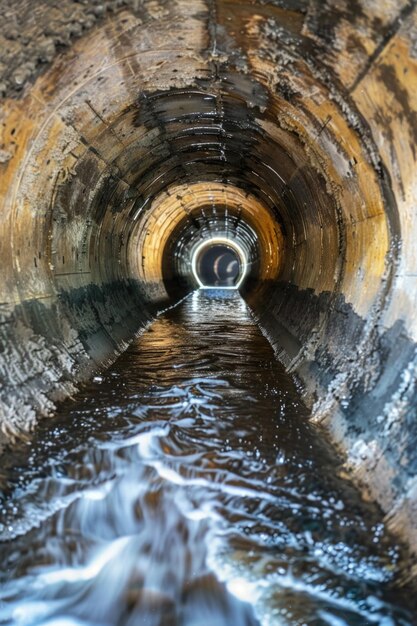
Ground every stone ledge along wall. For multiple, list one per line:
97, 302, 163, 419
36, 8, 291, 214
1, 0, 417, 577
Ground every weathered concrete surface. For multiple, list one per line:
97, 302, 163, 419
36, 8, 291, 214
1, 0, 417, 577
0, 0, 161, 98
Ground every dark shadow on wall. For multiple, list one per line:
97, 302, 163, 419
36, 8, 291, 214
245, 280, 417, 521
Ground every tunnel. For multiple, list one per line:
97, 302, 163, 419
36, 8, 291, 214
1, 0, 417, 612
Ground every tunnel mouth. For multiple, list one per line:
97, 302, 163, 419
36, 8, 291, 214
191, 238, 247, 289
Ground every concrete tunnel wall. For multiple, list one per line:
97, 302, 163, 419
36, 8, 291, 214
1, 0, 417, 574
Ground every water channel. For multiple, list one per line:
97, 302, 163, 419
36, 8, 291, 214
0, 290, 414, 625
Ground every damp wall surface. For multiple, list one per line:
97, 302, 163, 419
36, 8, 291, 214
1, 0, 417, 572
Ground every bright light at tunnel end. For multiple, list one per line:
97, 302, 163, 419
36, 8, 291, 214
191, 238, 248, 290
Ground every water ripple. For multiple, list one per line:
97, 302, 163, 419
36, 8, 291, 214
0, 290, 414, 626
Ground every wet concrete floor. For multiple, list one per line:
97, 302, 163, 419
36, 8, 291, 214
0, 289, 415, 625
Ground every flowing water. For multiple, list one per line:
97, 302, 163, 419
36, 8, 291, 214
0, 290, 415, 626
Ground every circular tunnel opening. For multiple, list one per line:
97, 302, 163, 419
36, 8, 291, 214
191, 237, 248, 289
196, 243, 241, 288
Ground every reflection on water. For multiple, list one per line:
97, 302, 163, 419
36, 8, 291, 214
0, 290, 414, 625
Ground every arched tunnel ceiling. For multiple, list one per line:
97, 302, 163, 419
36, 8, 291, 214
1, 0, 417, 571
131, 182, 284, 294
